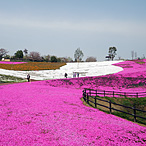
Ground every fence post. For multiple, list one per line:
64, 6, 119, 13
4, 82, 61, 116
109, 100, 112, 114
83, 90, 85, 100
113, 91, 114, 97
84, 88, 86, 93
124, 92, 126, 98
87, 93, 89, 104
95, 97, 97, 108
136, 93, 138, 98
133, 104, 136, 122
83, 90, 86, 101
104, 90, 105, 97
89, 89, 91, 96
85, 89, 87, 102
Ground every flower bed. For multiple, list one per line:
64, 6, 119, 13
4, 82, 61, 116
46, 59, 146, 92
0, 59, 146, 145
0, 81, 146, 145
47, 75, 146, 92
0, 62, 66, 71
113, 59, 146, 78
0, 61, 27, 64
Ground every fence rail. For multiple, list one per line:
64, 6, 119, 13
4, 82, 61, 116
83, 88, 146, 98
83, 88, 146, 123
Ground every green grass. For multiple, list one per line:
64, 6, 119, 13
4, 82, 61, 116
136, 62, 145, 64
134, 60, 145, 64
0, 74, 26, 83
84, 95, 146, 125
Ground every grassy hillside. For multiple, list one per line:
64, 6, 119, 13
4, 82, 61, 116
0, 74, 26, 83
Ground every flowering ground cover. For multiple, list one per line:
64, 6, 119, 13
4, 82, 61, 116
0, 81, 146, 145
113, 59, 146, 78
0, 62, 66, 71
0, 59, 146, 145
47, 59, 146, 92
0, 61, 27, 64
0, 60, 123, 80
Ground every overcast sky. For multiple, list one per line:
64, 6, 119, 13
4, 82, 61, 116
0, 0, 146, 61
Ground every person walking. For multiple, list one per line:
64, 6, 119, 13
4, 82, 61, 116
77, 72, 79, 77
64, 73, 68, 78
27, 74, 30, 82
73, 72, 76, 78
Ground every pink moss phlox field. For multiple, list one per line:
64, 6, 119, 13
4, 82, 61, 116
0, 82, 146, 145
47, 59, 146, 92
0, 61, 27, 64
0, 59, 146, 145
113, 59, 146, 78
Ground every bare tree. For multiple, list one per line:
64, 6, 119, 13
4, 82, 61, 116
108, 47, 117, 61
29, 52, 41, 61
74, 48, 84, 61
23, 49, 28, 60
85, 56, 97, 62
24, 49, 28, 56
0, 48, 8, 59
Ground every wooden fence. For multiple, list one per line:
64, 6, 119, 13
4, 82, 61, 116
83, 88, 146, 98
83, 88, 146, 123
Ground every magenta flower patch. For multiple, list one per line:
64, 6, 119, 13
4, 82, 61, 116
0, 61, 27, 64
0, 82, 146, 145
0, 59, 146, 145
47, 59, 146, 93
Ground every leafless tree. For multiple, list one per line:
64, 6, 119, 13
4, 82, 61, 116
24, 49, 28, 56
29, 52, 41, 61
0, 48, 8, 59
85, 56, 97, 62
23, 49, 28, 60
74, 48, 84, 61
108, 47, 117, 61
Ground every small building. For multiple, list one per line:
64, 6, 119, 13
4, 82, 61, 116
2, 58, 10, 61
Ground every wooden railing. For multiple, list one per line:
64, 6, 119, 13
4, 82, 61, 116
83, 88, 146, 98
83, 88, 146, 123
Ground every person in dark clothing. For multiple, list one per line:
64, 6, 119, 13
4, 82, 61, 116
64, 73, 68, 78
27, 74, 30, 82
77, 72, 79, 77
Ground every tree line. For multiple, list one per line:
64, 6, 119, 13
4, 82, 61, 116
0, 47, 118, 62
0, 48, 73, 62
